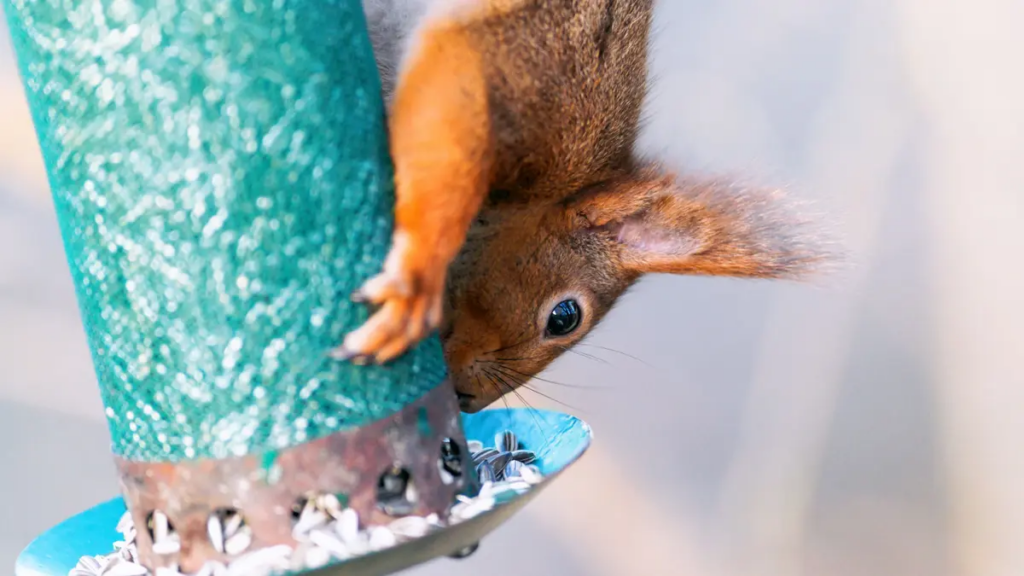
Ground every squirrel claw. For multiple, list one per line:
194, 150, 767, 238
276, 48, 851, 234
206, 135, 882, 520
327, 346, 350, 361
328, 346, 373, 365
335, 258, 444, 366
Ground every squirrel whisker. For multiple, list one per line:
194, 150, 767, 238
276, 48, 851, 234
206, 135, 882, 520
488, 362, 600, 391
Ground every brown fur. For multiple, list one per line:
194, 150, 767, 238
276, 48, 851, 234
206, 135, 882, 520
337, 0, 828, 412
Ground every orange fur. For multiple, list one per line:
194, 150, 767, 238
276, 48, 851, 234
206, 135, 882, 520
341, 0, 830, 411
334, 19, 493, 364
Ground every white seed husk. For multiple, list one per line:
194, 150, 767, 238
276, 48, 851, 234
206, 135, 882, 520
116, 513, 133, 536
368, 527, 397, 551
70, 430, 544, 576
151, 513, 170, 542
317, 494, 343, 519
503, 431, 520, 452
388, 516, 431, 539
334, 508, 360, 544
195, 561, 227, 576
223, 513, 243, 537
206, 516, 224, 554
292, 509, 328, 539
150, 540, 181, 556
103, 559, 149, 576
223, 530, 252, 556
303, 546, 331, 570
308, 529, 351, 560
78, 557, 102, 571
521, 465, 544, 485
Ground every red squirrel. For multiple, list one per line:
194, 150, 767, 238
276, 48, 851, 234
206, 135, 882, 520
333, 0, 826, 412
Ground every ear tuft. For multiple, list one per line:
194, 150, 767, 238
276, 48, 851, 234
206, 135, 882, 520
566, 164, 835, 280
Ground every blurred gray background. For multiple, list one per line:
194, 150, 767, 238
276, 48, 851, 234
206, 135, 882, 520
2, 0, 1022, 575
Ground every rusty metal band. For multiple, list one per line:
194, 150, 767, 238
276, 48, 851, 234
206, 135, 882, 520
114, 381, 477, 573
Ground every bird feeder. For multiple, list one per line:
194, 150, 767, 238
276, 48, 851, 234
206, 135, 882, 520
3, 1, 591, 575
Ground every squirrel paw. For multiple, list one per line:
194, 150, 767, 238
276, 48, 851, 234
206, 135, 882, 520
331, 248, 444, 365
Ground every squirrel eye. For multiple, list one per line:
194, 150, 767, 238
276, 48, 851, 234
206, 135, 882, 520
546, 299, 582, 337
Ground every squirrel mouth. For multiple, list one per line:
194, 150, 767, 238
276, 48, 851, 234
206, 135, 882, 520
455, 391, 475, 411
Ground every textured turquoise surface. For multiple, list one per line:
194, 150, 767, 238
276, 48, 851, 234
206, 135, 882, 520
14, 409, 593, 576
2, 0, 448, 461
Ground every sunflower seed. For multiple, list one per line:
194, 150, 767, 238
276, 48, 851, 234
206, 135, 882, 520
287, 542, 313, 573
368, 527, 397, 551
476, 461, 496, 482
503, 459, 524, 478
113, 542, 133, 563
207, 515, 225, 553
103, 560, 148, 576
292, 509, 328, 539
344, 532, 371, 556
150, 512, 171, 543
309, 529, 351, 560
317, 494, 344, 519
492, 480, 531, 495
195, 561, 227, 576
97, 558, 118, 576
521, 465, 544, 485
334, 508, 360, 544
70, 432, 548, 576
478, 481, 497, 498
509, 450, 537, 464
450, 496, 495, 522
389, 516, 431, 540
228, 545, 291, 576
262, 544, 295, 567
496, 431, 517, 452
151, 540, 181, 556
116, 513, 133, 536
233, 564, 273, 576
224, 530, 252, 556
223, 513, 243, 537
226, 557, 273, 576
467, 495, 497, 516
471, 448, 499, 464
304, 545, 332, 569
77, 557, 102, 572
484, 453, 512, 479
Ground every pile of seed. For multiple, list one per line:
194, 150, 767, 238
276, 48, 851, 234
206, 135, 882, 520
68, 433, 542, 576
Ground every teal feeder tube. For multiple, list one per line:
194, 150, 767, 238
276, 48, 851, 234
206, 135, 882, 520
3, 0, 475, 572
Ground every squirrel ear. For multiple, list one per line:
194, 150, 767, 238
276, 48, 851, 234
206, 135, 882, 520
566, 166, 826, 279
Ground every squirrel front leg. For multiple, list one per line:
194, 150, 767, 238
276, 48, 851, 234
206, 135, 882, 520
333, 19, 494, 364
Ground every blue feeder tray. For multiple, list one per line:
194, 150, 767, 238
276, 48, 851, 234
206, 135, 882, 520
15, 409, 591, 576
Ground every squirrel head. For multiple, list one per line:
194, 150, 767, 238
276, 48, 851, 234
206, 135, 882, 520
441, 162, 828, 413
